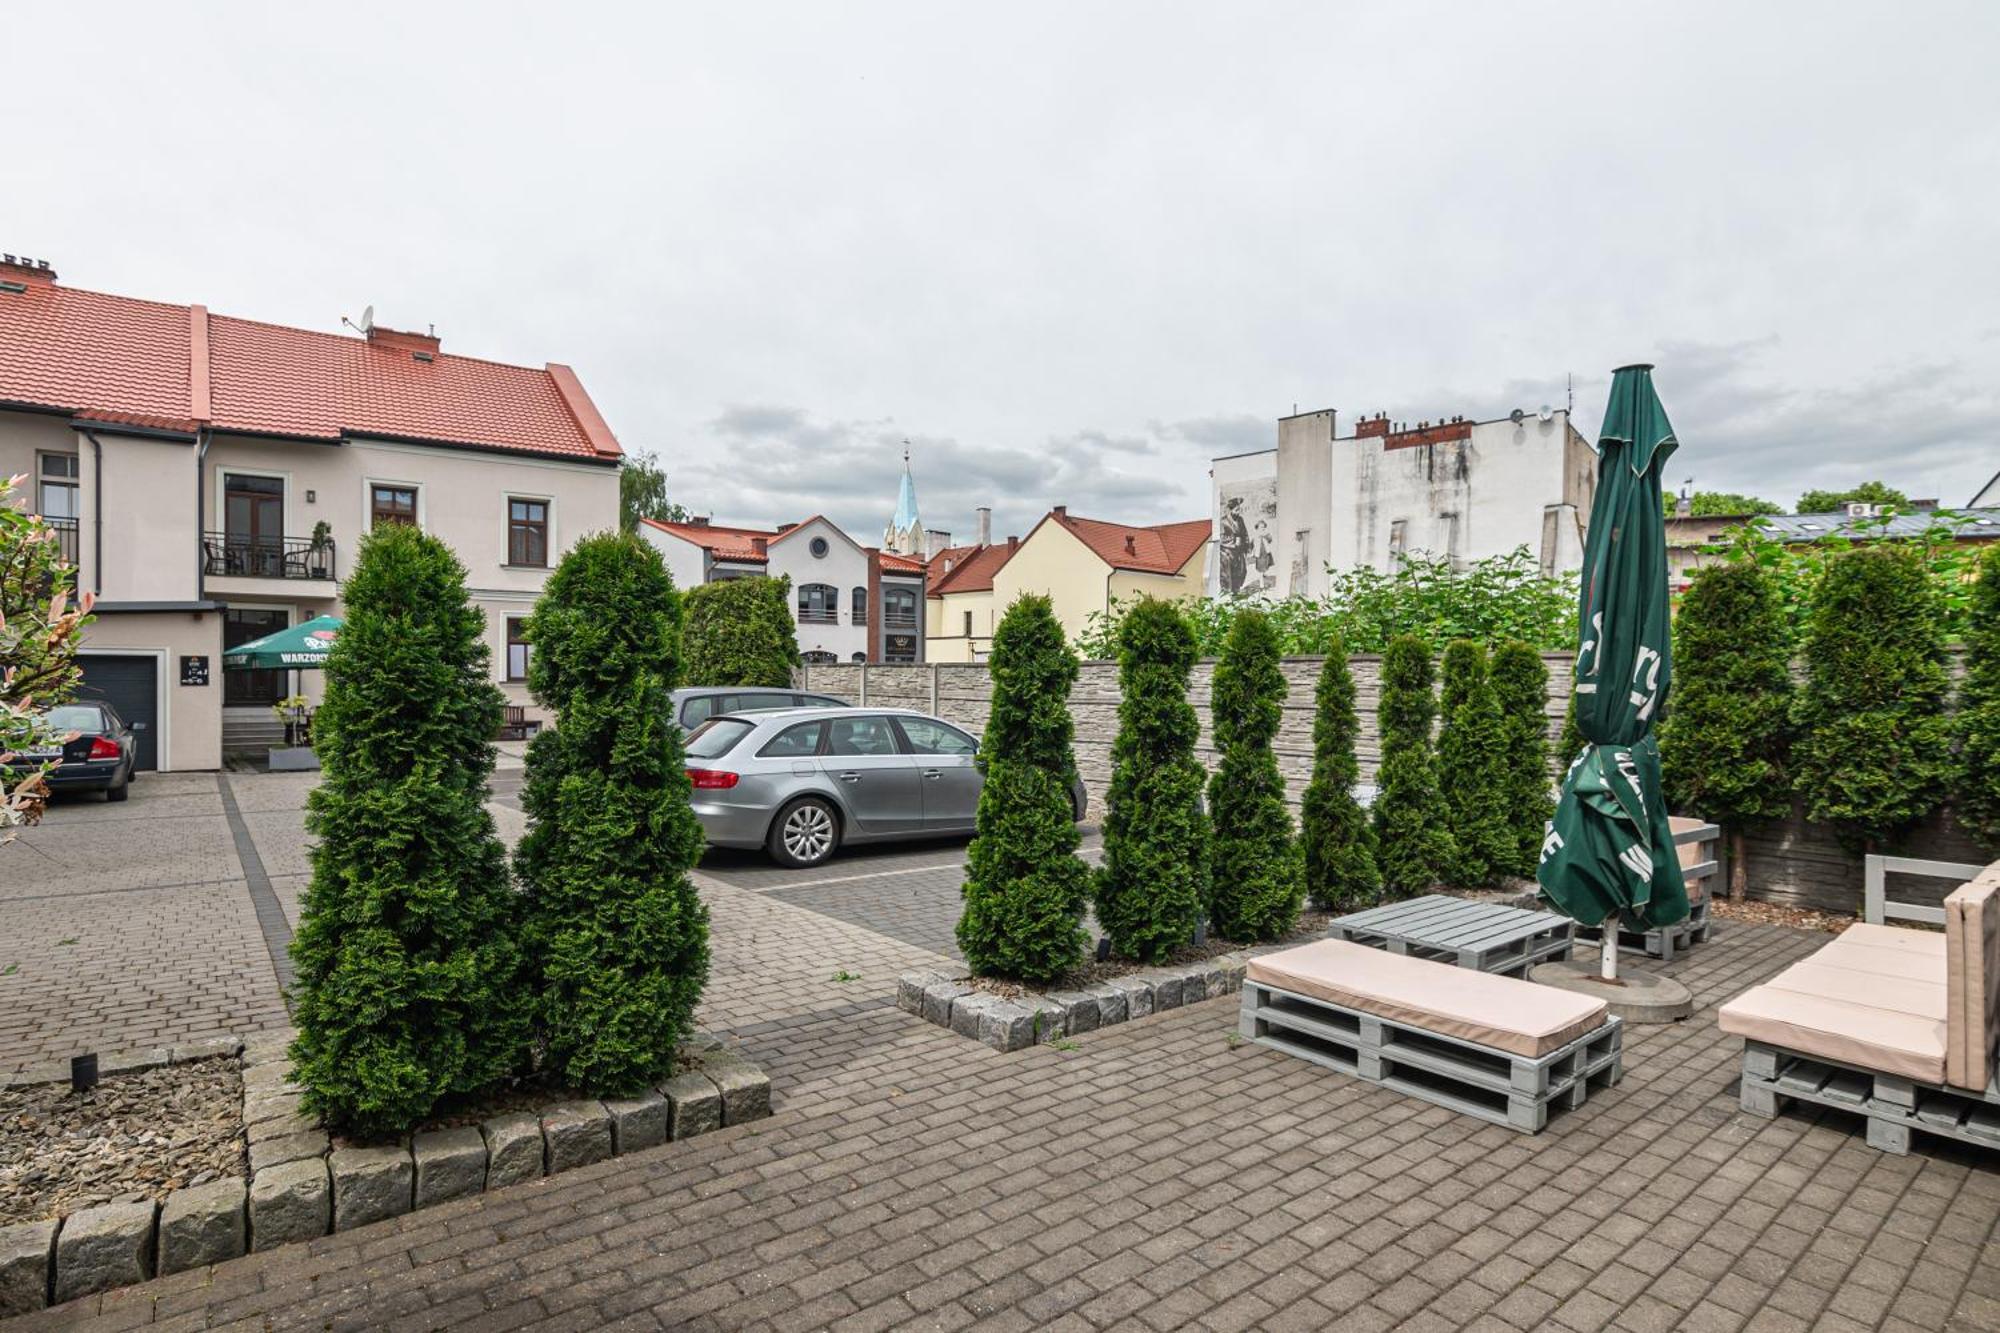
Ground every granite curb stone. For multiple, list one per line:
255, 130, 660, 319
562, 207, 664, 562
0, 1219, 56, 1317
157, 1177, 247, 1275
413, 1127, 489, 1207
900, 950, 1270, 1049
247, 1158, 329, 1252
604, 1089, 669, 1154
692, 1050, 772, 1125
329, 1145, 413, 1231
659, 1072, 722, 1140
481, 1113, 546, 1189
541, 1101, 614, 1173
52, 1200, 155, 1304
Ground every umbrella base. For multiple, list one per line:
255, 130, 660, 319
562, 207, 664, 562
1529, 960, 1693, 1025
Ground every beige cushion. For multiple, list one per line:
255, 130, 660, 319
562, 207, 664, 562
1668, 816, 1715, 873
1719, 923, 1947, 1084
1245, 938, 1609, 1060
1945, 866, 2000, 1092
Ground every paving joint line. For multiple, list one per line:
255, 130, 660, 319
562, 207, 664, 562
218, 772, 296, 1008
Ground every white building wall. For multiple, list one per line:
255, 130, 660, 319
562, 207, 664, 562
768, 517, 870, 661
639, 526, 711, 592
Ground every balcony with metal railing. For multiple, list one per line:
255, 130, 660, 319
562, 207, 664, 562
47, 517, 79, 568
201, 532, 337, 581
797, 606, 838, 625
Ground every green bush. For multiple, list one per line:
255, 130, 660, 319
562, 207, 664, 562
1299, 635, 1379, 911
1373, 635, 1454, 896
1489, 641, 1553, 879
1095, 599, 1208, 962
1660, 561, 1792, 897
1791, 546, 1956, 850
1207, 610, 1304, 940
289, 525, 526, 1136
1957, 547, 2000, 852
1437, 641, 1512, 887
1556, 689, 1585, 777
680, 576, 798, 687
514, 533, 710, 1093
957, 594, 1092, 981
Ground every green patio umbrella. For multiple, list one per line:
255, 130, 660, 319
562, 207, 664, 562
223, 615, 343, 670
1537, 365, 1689, 981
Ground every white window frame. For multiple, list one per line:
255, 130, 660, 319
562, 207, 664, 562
36, 451, 81, 520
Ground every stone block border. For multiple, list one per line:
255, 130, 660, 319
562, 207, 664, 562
0, 1030, 772, 1317
899, 950, 1269, 1051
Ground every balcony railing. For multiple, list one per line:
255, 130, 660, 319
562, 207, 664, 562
797, 607, 838, 625
202, 532, 337, 581
882, 611, 918, 630
46, 517, 79, 567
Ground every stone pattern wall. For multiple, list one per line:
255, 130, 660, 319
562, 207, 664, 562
801, 654, 1993, 916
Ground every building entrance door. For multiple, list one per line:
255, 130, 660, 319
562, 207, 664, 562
224, 607, 290, 706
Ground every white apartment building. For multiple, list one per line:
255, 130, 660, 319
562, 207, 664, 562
1210, 405, 1597, 600
0, 254, 622, 770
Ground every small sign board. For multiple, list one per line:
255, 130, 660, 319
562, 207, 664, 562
180, 655, 210, 686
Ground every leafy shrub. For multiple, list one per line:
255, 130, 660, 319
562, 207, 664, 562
1373, 635, 1453, 896
1489, 640, 1553, 879
289, 524, 526, 1136
1299, 635, 1379, 910
1207, 610, 1304, 940
1957, 547, 2000, 852
957, 594, 1092, 981
1, 475, 93, 839
1436, 641, 1512, 887
1095, 598, 1208, 962
680, 576, 798, 687
514, 533, 709, 1092
1791, 546, 1956, 850
1659, 561, 1792, 897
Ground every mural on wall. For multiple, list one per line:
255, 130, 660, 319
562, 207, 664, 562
1217, 478, 1279, 596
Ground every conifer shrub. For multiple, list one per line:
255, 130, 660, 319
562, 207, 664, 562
1437, 641, 1512, 887
514, 533, 710, 1093
1791, 545, 1955, 850
680, 575, 798, 687
1556, 689, 1586, 776
1659, 561, 1792, 897
956, 594, 1092, 981
1095, 598, 1208, 963
1207, 610, 1304, 940
289, 524, 526, 1136
1373, 635, 1454, 896
1955, 547, 2000, 852
1489, 640, 1554, 879
1299, 635, 1379, 911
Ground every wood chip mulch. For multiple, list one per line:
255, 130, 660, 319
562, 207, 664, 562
970, 909, 1339, 1001
0, 1057, 247, 1225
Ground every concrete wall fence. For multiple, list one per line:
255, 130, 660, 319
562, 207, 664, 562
798, 655, 1989, 918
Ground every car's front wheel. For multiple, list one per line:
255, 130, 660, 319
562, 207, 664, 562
768, 797, 839, 868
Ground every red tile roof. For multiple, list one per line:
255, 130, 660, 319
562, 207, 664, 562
926, 541, 1016, 596
1050, 513, 1209, 574
875, 550, 926, 574
0, 273, 620, 460
642, 517, 775, 563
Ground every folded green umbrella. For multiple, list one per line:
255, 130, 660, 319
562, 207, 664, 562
222, 615, 343, 670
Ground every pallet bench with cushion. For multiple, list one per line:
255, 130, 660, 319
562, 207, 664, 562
1575, 816, 1720, 963
1720, 862, 2000, 1155
1239, 938, 1622, 1133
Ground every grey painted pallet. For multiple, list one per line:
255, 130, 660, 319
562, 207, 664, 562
1238, 980, 1622, 1133
1574, 821, 1721, 962
1739, 1041, 2000, 1156
1327, 895, 1575, 977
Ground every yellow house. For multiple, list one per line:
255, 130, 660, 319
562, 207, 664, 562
926, 507, 1209, 661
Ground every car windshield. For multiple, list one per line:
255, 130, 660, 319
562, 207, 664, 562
684, 717, 753, 760
43, 705, 103, 732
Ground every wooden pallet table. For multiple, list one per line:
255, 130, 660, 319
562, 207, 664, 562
1239, 980, 1623, 1133
1326, 895, 1574, 977
1739, 1041, 2000, 1156
1574, 819, 1721, 963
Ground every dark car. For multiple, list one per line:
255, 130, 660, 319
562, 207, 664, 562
7, 702, 139, 802
668, 686, 850, 735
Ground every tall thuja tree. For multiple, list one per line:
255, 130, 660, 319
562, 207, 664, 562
1957, 547, 2000, 852
1792, 546, 1956, 851
1436, 641, 1512, 887
1299, 635, 1378, 910
514, 533, 709, 1092
957, 594, 1092, 981
1489, 641, 1553, 880
1374, 635, 1453, 896
1095, 598, 1208, 962
1207, 610, 1304, 940
1659, 561, 1792, 899
290, 524, 525, 1136
681, 575, 798, 687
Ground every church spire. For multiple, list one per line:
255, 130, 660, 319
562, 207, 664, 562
884, 442, 923, 554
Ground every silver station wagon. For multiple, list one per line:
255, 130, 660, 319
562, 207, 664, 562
683, 707, 1087, 868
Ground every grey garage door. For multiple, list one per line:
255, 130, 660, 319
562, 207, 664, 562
77, 655, 159, 771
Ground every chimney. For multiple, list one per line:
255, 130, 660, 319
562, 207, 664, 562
0, 254, 56, 289
924, 528, 953, 560
751, 536, 767, 556
1354, 413, 1391, 440
1053, 505, 1067, 518
1007, 535, 1019, 552
1124, 534, 1137, 556
366, 323, 442, 357
690, 515, 710, 527
975, 507, 992, 547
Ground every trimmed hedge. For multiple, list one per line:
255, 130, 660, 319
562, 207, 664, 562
1374, 635, 1454, 897
1207, 610, 1304, 940
1300, 635, 1379, 911
956, 594, 1092, 981
1957, 547, 2000, 852
1096, 598, 1208, 963
289, 524, 526, 1136
681, 576, 798, 687
514, 533, 710, 1093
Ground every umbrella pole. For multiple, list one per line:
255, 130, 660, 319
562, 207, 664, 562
1600, 928, 1618, 983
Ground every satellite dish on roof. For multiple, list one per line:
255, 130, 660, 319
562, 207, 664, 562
1538, 405, 1554, 422
1509, 408, 1525, 425
360, 305, 374, 334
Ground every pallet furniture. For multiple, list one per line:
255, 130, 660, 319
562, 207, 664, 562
1239, 939, 1622, 1133
1325, 895, 1574, 977
1722, 862, 2000, 1156
1574, 816, 1720, 963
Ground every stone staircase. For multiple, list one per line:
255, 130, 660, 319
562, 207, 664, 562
222, 710, 287, 757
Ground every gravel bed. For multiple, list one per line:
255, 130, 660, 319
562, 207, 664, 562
1710, 897, 1855, 934
971, 909, 1338, 1000
0, 1057, 246, 1225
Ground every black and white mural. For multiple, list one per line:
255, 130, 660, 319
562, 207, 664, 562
1216, 477, 1278, 596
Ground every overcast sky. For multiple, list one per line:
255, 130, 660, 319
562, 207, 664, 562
8, 4, 1997, 541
